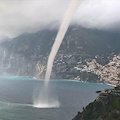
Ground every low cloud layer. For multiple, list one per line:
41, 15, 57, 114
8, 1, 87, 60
74, 0, 120, 30
0, 0, 120, 38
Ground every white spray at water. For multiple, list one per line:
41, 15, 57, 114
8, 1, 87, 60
45, 0, 80, 85
33, 0, 80, 108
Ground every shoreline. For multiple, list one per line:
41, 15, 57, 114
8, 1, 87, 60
0, 76, 116, 87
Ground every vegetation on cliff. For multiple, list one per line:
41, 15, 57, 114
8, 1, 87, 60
73, 87, 120, 120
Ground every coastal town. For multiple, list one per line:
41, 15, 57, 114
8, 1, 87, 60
74, 55, 120, 85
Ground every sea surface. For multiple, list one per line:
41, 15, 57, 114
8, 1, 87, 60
0, 76, 113, 120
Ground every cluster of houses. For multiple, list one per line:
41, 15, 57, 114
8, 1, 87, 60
74, 55, 120, 84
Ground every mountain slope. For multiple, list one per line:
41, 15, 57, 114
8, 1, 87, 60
1, 25, 120, 81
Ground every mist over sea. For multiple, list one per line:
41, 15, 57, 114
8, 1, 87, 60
0, 77, 112, 120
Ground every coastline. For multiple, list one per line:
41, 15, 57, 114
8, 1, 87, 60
0, 76, 116, 87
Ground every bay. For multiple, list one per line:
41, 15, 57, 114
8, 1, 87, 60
0, 77, 113, 120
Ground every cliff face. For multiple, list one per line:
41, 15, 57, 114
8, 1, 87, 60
73, 92, 120, 120
1, 25, 120, 82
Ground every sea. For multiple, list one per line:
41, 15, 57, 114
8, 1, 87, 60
0, 76, 113, 120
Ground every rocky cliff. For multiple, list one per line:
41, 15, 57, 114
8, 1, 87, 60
73, 87, 120, 120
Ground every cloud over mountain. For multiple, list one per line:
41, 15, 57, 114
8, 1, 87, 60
0, 0, 120, 38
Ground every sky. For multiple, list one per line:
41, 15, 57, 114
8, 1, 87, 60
0, 0, 120, 38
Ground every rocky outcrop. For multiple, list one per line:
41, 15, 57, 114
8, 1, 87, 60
72, 87, 120, 120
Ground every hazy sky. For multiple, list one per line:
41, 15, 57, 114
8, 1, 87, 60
0, 0, 120, 38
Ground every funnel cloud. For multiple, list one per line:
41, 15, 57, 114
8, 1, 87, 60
0, 0, 120, 38
33, 0, 80, 107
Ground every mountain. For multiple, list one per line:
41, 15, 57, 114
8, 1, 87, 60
0, 25, 120, 82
